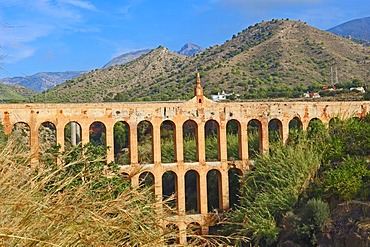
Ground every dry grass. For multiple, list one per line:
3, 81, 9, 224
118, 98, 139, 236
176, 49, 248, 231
0, 136, 180, 246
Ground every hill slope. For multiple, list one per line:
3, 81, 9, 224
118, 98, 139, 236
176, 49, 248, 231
103, 49, 152, 68
0, 83, 37, 101
33, 19, 370, 103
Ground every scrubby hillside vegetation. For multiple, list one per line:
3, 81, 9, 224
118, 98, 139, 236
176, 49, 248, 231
222, 115, 370, 247
32, 19, 370, 103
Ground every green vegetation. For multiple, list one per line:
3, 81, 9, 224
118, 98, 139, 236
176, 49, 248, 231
222, 115, 370, 246
30, 19, 370, 103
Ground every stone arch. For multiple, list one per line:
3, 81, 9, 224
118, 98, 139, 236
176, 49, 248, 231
38, 121, 57, 163
268, 118, 283, 144
64, 121, 82, 150
205, 120, 220, 161
160, 120, 176, 163
228, 168, 242, 208
114, 121, 130, 165
226, 119, 241, 160
308, 118, 325, 138
183, 120, 198, 162
121, 172, 130, 182
165, 223, 180, 245
289, 117, 302, 136
12, 122, 30, 151
89, 121, 106, 147
185, 170, 200, 214
186, 222, 201, 244
162, 171, 178, 211
137, 120, 153, 164
207, 169, 222, 212
139, 171, 155, 188
247, 119, 262, 159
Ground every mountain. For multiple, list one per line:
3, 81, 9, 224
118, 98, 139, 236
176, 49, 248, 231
32, 19, 370, 103
0, 83, 37, 102
103, 49, 152, 68
1, 71, 85, 92
177, 43, 203, 56
327, 17, 370, 41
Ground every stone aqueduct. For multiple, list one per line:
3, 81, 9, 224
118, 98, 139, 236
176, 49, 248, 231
0, 75, 369, 244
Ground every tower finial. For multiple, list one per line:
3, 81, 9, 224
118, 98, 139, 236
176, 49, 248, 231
194, 72, 204, 103
196, 72, 201, 85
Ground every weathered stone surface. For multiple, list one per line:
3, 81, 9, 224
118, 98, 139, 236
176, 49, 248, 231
0, 80, 368, 245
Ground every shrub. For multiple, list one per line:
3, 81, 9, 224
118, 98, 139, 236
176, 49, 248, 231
294, 198, 330, 245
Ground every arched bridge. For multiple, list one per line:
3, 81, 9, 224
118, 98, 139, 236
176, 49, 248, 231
0, 76, 368, 244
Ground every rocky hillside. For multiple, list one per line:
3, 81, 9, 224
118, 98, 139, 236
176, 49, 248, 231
32, 19, 370, 103
103, 49, 152, 68
1, 71, 85, 92
35, 47, 187, 102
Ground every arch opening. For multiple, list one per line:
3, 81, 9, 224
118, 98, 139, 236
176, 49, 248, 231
205, 120, 220, 161
308, 118, 325, 138
186, 222, 201, 244
89, 121, 106, 147
185, 170, 200, 214
226, 120, 241, 161
247, 119, 262, 159
38, 122, 57, 163
12, 122, 31, 151
114, 121, 130, 165
160, 120, 176, 163
183, 120, 198, 162
228, 168, 242, 208
165, 223, 179, 245
207, 169, 222, 212
64, 121, 82, 150
162, 171, 178, 212
137, 120, 153, 164
268, 119, 282, 144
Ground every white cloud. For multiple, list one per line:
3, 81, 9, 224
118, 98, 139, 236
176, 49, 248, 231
117, 0, 146, 19
59, 0, 97, 11
0, 0, 98, 64
2, 44, 35, 63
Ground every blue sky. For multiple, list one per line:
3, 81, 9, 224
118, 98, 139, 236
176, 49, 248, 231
0, 0, 369, 77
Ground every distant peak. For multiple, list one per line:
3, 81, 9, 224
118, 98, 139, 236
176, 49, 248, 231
177, 43, 203, 56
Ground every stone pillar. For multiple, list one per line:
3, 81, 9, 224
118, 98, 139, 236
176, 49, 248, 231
152, 121, 161, 164
260, 118, 269, 154
81, 123, 90, 146
178, 222, 187, 245
56, 123, 65, 151
221, 169, 229, 211
197, 122, 205, 163
129, 123, 138, 165
240, 122, 249, 161
154, 171, 163, 211
105, 122, 114, 164
177, 170, 185, 215
30, 122, 39, 166
282, 120, 290, 144
219, 120, 227, 162
199, 170, 208, 214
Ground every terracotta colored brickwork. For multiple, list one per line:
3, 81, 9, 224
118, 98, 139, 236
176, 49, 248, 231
0, 76, 368, 244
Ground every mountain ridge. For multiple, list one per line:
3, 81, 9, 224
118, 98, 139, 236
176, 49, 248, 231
32, 19, 370, 103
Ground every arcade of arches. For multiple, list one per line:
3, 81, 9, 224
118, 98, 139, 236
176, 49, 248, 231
1, 78, 368, 244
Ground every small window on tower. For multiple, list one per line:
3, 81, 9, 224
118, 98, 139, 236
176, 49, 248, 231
199, 99, 202, 103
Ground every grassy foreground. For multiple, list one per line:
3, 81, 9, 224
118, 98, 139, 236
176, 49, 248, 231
2, 134, 230, 246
